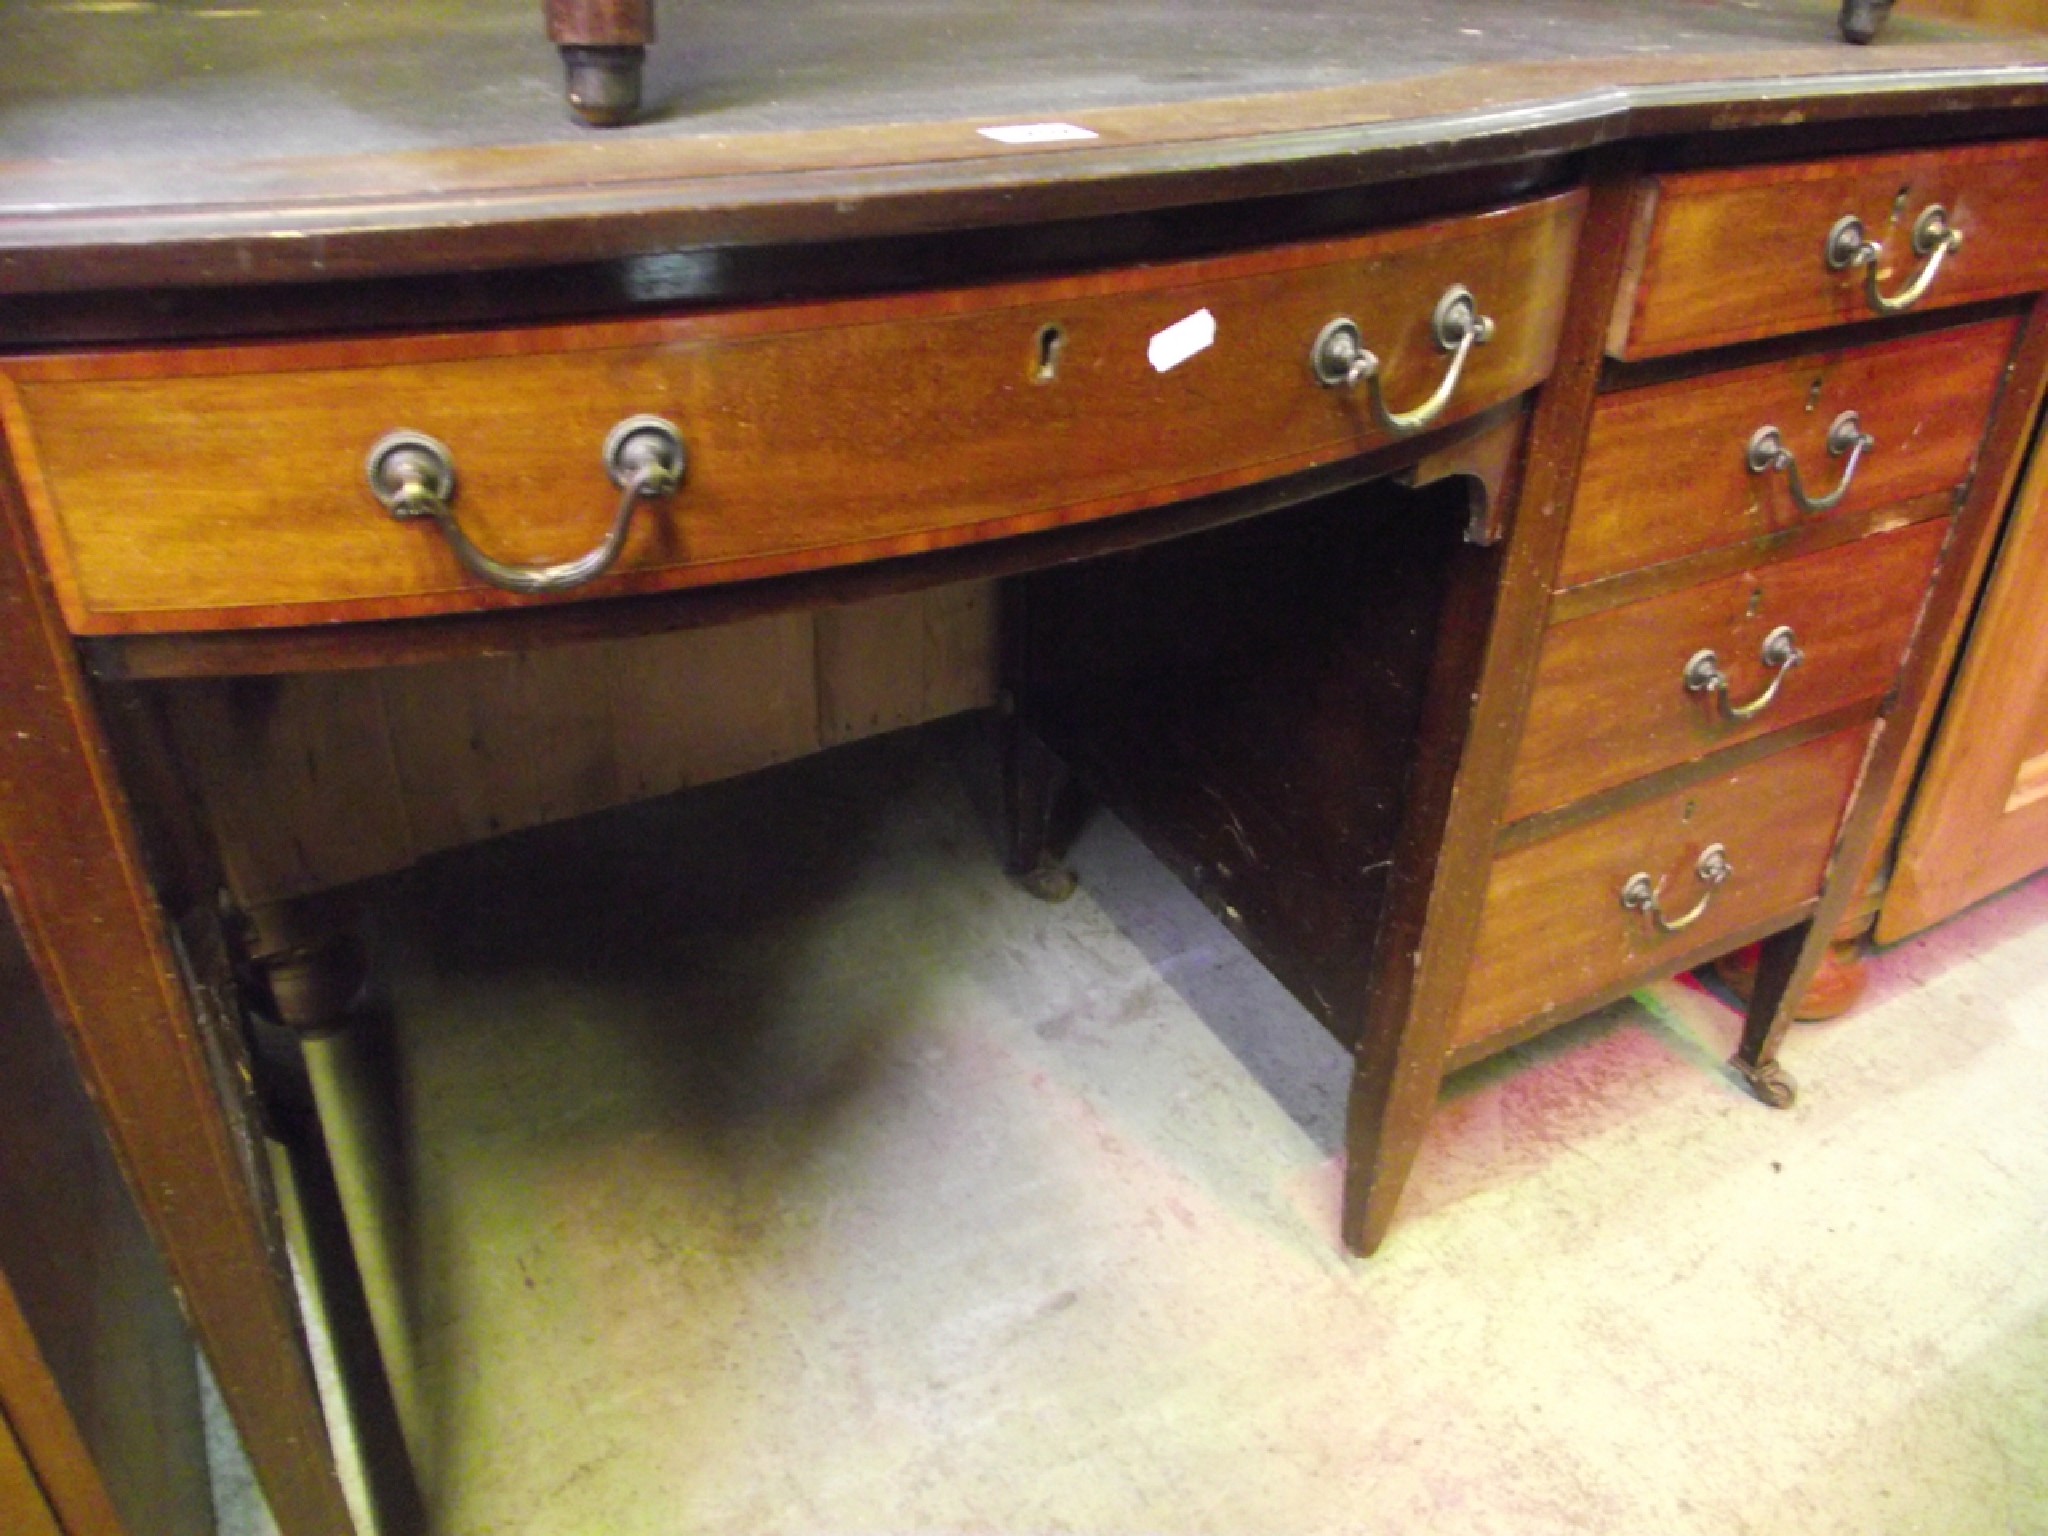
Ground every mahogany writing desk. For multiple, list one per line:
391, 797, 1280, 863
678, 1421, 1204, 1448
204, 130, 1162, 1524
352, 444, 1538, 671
5, 6, 2048, 1531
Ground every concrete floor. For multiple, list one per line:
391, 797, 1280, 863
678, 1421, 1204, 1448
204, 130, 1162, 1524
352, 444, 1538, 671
218, 720, 2048, 1536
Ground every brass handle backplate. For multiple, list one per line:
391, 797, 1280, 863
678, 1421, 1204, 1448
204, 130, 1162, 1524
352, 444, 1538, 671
1684, 625, 1804, 723
1825, 204, 1962, 315
1311, 284, 1496, 437
1747, 411, 1875, 515
1621, 843, 1733, 935
366, 416, 685, 595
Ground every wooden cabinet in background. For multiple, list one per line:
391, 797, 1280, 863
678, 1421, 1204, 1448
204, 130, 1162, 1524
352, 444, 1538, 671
0, 906, 215, 1536
1879, 416, 2048, 941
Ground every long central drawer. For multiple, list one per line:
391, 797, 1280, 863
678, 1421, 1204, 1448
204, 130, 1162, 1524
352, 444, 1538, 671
1, 192, 1582, 635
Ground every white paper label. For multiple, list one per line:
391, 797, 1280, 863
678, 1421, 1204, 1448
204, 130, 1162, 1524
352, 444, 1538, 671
977, 122, 1100, 145
1147, 309, 1217, 374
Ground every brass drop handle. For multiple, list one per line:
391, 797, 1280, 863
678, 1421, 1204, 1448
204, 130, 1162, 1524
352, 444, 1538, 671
1621, 843, 1733, 935
366, 416, 685, 595
1684, 624, 1804, 722
1311, 285, 1496, 437
1825, 204, 1963, 315
1747, 411, 1874, 515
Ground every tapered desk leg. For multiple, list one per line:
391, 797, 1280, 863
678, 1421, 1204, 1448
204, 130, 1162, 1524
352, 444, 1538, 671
0, 438, 356, 1533
1732, 923, 1807, 1108
1340, 153, 1646, 1255
546, 0, 655, 126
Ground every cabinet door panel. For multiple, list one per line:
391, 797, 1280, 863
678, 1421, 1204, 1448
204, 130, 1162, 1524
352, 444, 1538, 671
1880, 423, 2048, 941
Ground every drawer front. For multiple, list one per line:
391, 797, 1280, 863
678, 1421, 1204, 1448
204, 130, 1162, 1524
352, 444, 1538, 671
1451, 724, 1871, 1055
1505, 518, 1946, 824
1, 193, 1582, 635
1612, 140, 2048, 360
1564, 318, 2012, 590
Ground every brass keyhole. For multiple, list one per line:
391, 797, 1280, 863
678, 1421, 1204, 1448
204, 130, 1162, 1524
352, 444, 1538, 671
1748, 586, 1765, 618
1032, 323, 1067, 383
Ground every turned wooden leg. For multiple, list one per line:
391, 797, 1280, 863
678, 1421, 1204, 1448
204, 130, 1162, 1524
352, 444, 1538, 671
1714, 935, 1870, 1022
239, 891, 371, 1039
236, 892, 426, 1536
546, 0, 655, 126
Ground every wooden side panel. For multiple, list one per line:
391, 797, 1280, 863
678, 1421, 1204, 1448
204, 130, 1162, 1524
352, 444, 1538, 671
2010, 676, 2048, 790
2, 193, 1583, 635
1841, 306, 2048, 915
165, 673, 415, 904
815, 585, 999, 745
1565, 318, 2012, 587
382, 647, 623, 856
166, 585, 997, 906
1880, 418, 2048, 939
605, 615, 821, 798
816, 596, 930, 747
915, 579, 1002, 721
1454, 724, 1870, 1052
1612, 139, 2048, 359
1505, 518, 1947, 821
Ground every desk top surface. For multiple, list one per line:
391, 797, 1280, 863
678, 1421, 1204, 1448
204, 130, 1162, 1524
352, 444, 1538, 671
3, 0, 2047, 290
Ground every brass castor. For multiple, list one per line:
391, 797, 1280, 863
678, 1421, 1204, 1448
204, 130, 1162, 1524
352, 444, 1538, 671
1010, 854, 1079, 904
1733, 1056, 1798, 1110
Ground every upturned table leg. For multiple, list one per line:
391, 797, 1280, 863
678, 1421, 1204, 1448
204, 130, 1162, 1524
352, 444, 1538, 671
546, 0, 655, 126
1839, 0, 1895, 44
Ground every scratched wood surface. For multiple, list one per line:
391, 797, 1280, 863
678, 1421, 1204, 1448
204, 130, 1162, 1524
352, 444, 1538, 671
1018, 480, 1465, 1053
1, 0, 2045, 293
